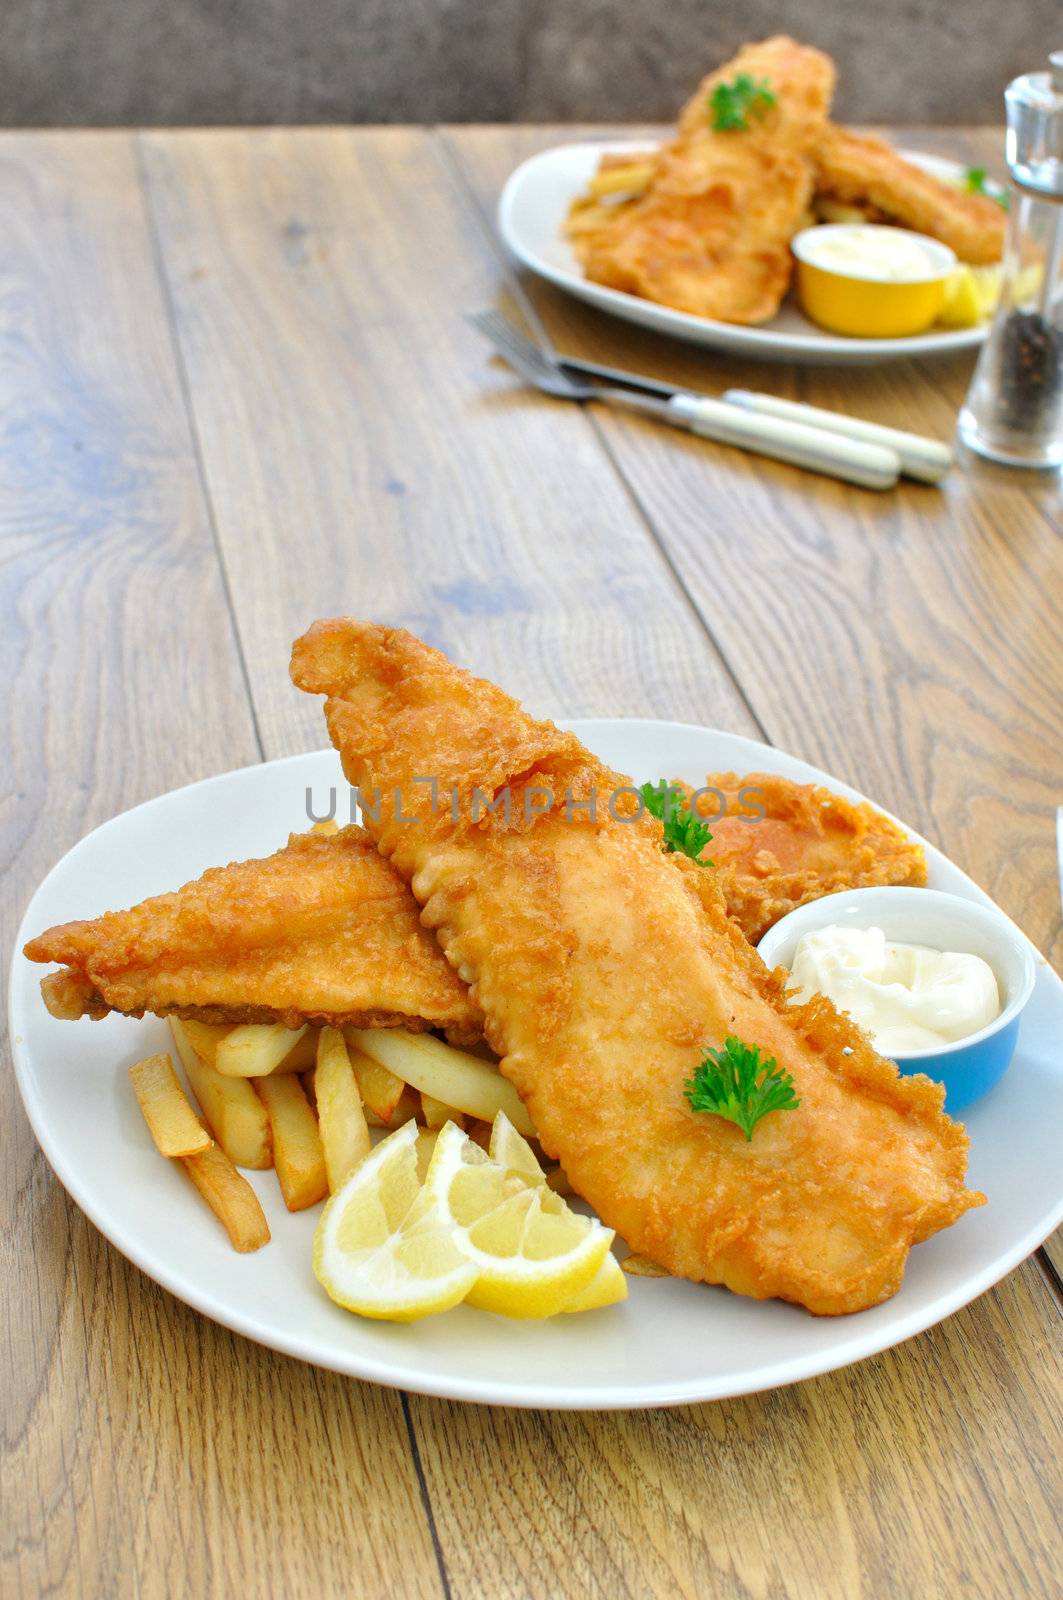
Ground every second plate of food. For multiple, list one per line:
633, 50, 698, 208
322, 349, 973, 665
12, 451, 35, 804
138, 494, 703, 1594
10, 723, 1063, 1409
498, 141, 993, 365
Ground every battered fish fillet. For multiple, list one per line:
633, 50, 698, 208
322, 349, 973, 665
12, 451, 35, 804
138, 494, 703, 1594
566, 36, 836, 323
24, 825, 481, 1041
291, 621, 982, 1316
685, 771, 927, 944
814, 124, 1006, 265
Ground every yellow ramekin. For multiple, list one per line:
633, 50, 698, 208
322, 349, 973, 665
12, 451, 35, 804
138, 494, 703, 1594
792, 225, 957, 338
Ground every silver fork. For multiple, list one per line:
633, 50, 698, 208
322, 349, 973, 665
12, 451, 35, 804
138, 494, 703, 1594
467, 309, 901, 491
469, 307, 682, 399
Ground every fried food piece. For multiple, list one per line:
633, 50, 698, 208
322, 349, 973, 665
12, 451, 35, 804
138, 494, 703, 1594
24, 825, 481, 1042
566, 37, 836, 323
684, 771, 927, 944
813, 125, 1006, 265
291, 621, 982, 1317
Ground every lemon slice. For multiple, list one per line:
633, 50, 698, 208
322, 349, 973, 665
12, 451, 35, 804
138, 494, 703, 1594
313, 1121, 479, 1322
423, 1120, 615, 1318
561, 1252, 628, 1312
488, 1109, 547, 1185
488, 1112, 627, 1312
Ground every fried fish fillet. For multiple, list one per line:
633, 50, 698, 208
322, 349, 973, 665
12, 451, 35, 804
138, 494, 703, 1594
24, 825, 481, 1041
566, 36, 836, 323
291, 620, 982, 1316
685, 771, 927, 944
25, 773, 923, 1040
813, 124, 1006, 264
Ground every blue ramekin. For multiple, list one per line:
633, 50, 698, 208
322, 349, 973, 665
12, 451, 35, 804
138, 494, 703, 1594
757, 887, 1038, 1114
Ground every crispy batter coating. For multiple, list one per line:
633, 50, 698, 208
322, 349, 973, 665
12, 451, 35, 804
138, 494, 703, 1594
813, 125, 1006, 264
24, 826, 481, 1041
684, 771, 927, 944
291, 620, 982, 1316
565, 36, 835, 323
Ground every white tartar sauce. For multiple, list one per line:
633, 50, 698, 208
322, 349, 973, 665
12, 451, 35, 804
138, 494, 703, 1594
787, 924, 1000, 1054
802, 226, 946, 282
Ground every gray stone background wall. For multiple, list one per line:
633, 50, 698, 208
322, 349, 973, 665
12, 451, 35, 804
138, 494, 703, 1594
2, 0, 1056, 127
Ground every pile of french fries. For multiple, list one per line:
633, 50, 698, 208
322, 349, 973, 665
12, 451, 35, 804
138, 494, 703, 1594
129, 1017, 561, 1254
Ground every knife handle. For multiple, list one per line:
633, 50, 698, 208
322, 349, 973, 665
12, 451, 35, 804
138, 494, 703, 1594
723, 389, 952, 484
666, 394, 900, 491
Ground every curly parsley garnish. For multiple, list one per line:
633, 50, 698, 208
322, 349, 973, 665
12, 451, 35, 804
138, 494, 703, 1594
639, 781, 713, 864
709, 74, 777, 131
685, 1037, 800, 1140
965, 166, 1009, 210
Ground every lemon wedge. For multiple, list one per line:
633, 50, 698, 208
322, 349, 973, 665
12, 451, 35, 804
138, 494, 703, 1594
561, 1252, 628, 1312
938, 264, 1016, 328
314, 1113, 624, 1322
487, 1108, 548, 1184
313, 1121, 478, 1322
423, 1120, 616, 1318
487, 1114, 627, 1311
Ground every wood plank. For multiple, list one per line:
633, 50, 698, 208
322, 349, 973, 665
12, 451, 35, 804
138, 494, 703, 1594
411, 1264, 1063, 1600
444, 124, 1063, 971
137, 126, 757, 752
142, 124, 1062, 1600
0, 131, 440, 1600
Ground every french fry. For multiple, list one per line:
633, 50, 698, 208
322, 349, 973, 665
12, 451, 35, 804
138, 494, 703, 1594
171, 1017, 230, 1068
315, 1027, 371, 1191
420, 1091, 465, 1131
343, 1038, 407, 1122
414, 1128, 439, 1181
39, 969, 97, 1019
169, 1019, 272, 1170
274, 1029, 319, 1073
255, 1074, 328, 1211
586, 158, 655, 200
346, 1028, 535, 1136
467, 1120, 492, 1153
387, 1085, 421, 1128
181, 1142, 271, 1252
621, 1254, 670, 1278
129, 1053, 212, 1158
216, 1023, 308, 1078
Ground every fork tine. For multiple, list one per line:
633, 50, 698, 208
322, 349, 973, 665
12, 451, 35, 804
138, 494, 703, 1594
466, 310, 559, 380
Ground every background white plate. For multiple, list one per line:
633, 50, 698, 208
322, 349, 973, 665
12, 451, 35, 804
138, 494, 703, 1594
498, 142, 992, 365
10, 723, 1063, 1409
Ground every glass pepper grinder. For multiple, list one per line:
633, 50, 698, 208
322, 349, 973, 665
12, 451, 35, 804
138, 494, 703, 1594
958, 53, 1063, 469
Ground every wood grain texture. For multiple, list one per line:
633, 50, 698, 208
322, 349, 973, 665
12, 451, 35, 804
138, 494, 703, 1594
411, 1265, 1063, 1600
139, 124, 1061, 1600
136, 126, 757, 756
0, 132, 441, 1600
4, 124, 1061, 1600
444, 125, 1063, 972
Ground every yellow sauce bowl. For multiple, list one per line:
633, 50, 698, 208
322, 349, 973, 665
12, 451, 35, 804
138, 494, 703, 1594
792, 226, 957, 339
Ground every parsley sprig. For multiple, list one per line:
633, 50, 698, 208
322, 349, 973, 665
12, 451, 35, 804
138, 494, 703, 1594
639, 781, 713, 864
965, 166, 1009, 210
708, 74, 777, 131
685, 1037, 800, 1140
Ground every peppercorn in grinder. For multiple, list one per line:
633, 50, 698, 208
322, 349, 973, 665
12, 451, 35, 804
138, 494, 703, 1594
959, 54, 1063, 468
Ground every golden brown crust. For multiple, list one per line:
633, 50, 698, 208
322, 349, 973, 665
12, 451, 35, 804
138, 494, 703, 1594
564, 37, 836, 324
25, 823, 481, 1041
681, 770, 927, 943
292, 619, 984, 1318
813, 124, 1006, 265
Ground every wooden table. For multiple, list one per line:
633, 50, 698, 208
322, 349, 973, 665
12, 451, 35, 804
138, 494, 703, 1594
2, 124, 1061, 1599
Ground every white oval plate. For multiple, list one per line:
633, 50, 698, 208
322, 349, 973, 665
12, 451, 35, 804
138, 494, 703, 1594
10, 723, 1063, 1410
499, 142, 992, 365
